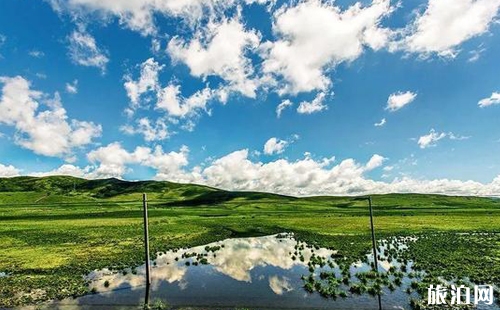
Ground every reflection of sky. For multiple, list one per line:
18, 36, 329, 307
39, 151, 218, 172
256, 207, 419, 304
56, 235, 500, 310
269, 275, 293, 295
85, 235, 425, 294
87, 234, 337, 291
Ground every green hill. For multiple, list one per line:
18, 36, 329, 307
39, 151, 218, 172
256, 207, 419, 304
0, 176, 497, 209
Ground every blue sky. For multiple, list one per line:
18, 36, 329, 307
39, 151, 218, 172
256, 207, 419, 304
0, 0, 499, 196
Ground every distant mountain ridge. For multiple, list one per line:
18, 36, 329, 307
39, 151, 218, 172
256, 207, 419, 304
0, 176, 295, 203
0, 176, 498, 208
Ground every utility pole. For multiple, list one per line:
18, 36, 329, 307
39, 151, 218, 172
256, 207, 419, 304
143, 193, 151, 305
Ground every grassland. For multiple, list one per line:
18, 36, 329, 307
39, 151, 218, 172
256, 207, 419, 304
0, 176, 499, 308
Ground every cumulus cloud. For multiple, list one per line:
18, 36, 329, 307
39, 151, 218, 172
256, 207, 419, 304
374, 118, 386, 127
399, 0, 500, 57
50, 0, 244, 35
68, 28, 109, 73
168, 17, 261, 98
0, 163, 20, 177
417, 129, 469, 149
10, 144, 500, 196
386, 91, 417, 112
383, 165, 394, 172
263, 137, 288, 155
30, 164, 90, 177
87, 142, 189, 179
124, 58, 164, 112
297, 92, 328, 114
124, 58, 216, 119
0, 76, 102, 160
261, 0, 394, 94
122, 58, 220, 139
417, 129, 447, 149
121, 117, 169, 142
167, 149, 500, 196
65, 79, 78, 94
276, 99, 293, 118
157, 84, 214, 118
87, 142, 149, 178
365, 154, 386, 171
478, 92, 500, 107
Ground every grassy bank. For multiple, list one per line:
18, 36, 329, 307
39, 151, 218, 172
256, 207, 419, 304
0, 176, 499, 307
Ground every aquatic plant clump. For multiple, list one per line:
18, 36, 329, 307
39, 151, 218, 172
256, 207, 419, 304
296, 233, 500, 309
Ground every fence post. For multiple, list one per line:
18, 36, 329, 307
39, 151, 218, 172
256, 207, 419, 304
368, 196, 382, 310
143, 193, 151, 305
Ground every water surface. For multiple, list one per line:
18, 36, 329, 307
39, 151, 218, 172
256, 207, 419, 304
45, 233, 497, 310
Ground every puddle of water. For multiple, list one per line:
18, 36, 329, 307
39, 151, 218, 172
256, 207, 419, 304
45, 233, 498, 310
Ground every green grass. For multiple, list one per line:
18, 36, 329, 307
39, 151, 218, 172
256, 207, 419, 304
0, 176, 499, 307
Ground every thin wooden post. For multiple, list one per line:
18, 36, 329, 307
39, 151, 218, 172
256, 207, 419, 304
368, 196, 382, 310
369, 197, 379, 272
143, 193, 151, 305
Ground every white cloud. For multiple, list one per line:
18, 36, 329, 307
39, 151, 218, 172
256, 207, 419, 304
261, 0, 394, 94
383, 165, 394, 172
374, 118, 386, 127
122, 58, 220, 139
151, 38, 161, 53
124, 58, 216, 120
87, 142, 145, 178
50, 0, 243, 35
263, 137, 288, 155
399, 0, 500, 57
468, 46, 486, 62
365, 154, 386, 171
478, 92, 500, 107
0, 163, 20, 177
0, 76, 102, 160
417, 129, 469, 149
448, 133, 470, 141
157, 84, 214, 118
297, 92, 327, 114
182, 150, 500, 196
0, 34, 6, 59
418, 129, 447, 148
276, 99, 293, 118
35, 73, 47, 79
143, 145, 190, 181
65, 79, 78, 94
386, 91, 417, 112
124, 58, 163, 112
168, 17, 261, 98
121, 117, 170, 142
28, 50, 45, 58
12, 144, 500, 196
30, 164, 90, 178
68, 28, 109, 73
87, 142, 189, 179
